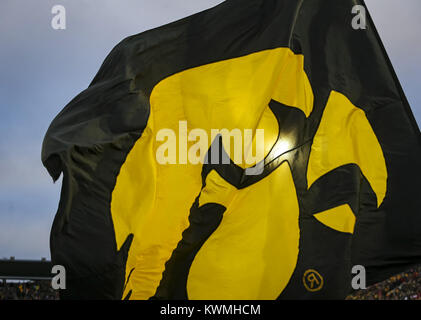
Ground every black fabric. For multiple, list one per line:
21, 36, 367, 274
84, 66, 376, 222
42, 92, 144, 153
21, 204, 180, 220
154, 202, 226, 300
42, 0, 421, 299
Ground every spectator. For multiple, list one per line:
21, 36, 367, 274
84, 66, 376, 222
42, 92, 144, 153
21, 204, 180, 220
0, 280, 59, 300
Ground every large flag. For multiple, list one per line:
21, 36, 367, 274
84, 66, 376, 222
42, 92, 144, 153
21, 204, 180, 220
42, 0, 421, 300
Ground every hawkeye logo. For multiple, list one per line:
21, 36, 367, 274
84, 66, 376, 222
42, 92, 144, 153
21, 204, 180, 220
113, 47, 388, 300
303, 270, 324, 292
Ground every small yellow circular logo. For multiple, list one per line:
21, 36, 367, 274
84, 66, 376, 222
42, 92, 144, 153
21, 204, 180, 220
303, 269, 324, 292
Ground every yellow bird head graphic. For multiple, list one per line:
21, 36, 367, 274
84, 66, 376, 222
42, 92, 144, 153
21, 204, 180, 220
111, 48, 388, 300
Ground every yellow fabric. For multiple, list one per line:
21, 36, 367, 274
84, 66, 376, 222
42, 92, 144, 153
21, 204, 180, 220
188, 163, 300, 300
307, 91, 387, 208
110, 48, 313, 299
198, 170, 237, 208
271, 53, 313, 117
314, 204, 356, 234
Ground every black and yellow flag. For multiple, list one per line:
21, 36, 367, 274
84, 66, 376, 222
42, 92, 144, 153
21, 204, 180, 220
42, 0, 421, 300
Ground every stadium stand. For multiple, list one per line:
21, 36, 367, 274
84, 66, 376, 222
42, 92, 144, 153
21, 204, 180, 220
0, 258, 59, 300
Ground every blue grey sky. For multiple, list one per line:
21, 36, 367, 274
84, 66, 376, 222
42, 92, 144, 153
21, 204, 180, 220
0, 0, 420, 260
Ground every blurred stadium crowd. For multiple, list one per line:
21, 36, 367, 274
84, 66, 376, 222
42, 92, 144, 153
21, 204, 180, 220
0, 280, 59, 300
347, 265, 421, 300
0, 265, 419, 300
